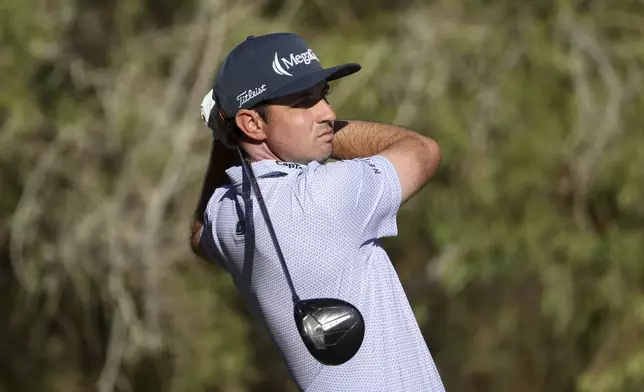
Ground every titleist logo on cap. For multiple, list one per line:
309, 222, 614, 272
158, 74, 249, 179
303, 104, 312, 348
236, 84, 267, 108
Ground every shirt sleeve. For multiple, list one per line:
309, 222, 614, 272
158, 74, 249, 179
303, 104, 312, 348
199, 188, 230, 271
301, 155, 402, 243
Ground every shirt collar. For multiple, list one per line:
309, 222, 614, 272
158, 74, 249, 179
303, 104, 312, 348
226, 160, 306, 187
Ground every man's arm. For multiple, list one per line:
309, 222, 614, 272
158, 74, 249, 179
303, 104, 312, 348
190, 140, 239, 260
331, 120, 440, 203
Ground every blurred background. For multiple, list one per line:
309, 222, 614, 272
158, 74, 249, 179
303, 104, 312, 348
1, 0, 644, 391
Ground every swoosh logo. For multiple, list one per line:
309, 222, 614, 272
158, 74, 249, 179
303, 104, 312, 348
272, 53, 293, 77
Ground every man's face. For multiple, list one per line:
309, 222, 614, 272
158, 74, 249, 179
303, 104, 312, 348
261, 82, 337, 164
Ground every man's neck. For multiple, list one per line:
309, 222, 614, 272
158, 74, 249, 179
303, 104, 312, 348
239, 142, 330, 165
240, 142, 280, 162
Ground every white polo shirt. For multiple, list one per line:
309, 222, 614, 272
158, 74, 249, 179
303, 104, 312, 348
200, 155, 445, 392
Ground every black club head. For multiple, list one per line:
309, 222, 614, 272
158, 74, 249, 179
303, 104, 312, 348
294, 298, 365, 366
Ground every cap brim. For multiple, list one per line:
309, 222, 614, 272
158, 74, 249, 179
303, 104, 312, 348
263, 63, 361, 102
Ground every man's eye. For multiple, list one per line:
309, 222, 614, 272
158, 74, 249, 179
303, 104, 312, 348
291, 87, 330, 108
293, 96, 318, 108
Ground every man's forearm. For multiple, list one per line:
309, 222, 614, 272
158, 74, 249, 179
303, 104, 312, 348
330, 120, 428, 160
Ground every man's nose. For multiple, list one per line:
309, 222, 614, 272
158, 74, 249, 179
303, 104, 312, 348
315, 98, 336, 123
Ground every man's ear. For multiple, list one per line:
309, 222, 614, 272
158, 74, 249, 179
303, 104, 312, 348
235, 109, 267, 142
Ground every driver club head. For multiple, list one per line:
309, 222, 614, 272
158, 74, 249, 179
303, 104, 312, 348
294, 298, 365, 366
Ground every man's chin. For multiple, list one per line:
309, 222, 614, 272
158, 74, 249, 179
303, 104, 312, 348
316, 149, 333, 164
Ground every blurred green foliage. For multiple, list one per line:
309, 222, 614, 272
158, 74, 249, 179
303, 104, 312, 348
1, 0, 644, 391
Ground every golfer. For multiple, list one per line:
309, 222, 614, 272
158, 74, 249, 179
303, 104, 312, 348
191, 32, 445, 391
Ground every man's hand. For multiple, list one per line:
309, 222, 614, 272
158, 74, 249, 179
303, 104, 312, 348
190, 140, 240, 260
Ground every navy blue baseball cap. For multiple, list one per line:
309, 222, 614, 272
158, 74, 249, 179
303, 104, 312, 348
211, 33, 361, 121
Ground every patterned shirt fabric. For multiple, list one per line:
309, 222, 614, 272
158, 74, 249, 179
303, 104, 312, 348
200, 155, 445, 392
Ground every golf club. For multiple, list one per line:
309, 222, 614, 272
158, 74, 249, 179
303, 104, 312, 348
236, 147, 365, 366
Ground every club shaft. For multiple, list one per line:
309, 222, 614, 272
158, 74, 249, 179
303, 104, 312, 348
237, 148, 300, 304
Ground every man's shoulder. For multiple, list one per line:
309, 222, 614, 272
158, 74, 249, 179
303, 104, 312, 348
204, 184, 237, 217
298, 156, 394, 184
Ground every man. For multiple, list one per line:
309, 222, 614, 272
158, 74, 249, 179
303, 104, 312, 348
191, 32, 445, 391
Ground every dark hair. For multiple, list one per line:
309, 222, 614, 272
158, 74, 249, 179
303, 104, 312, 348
253, 102, 271, 124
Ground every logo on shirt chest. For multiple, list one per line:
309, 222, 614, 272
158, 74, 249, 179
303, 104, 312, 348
275, 161, 304, 170
235, 220, 246, 236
